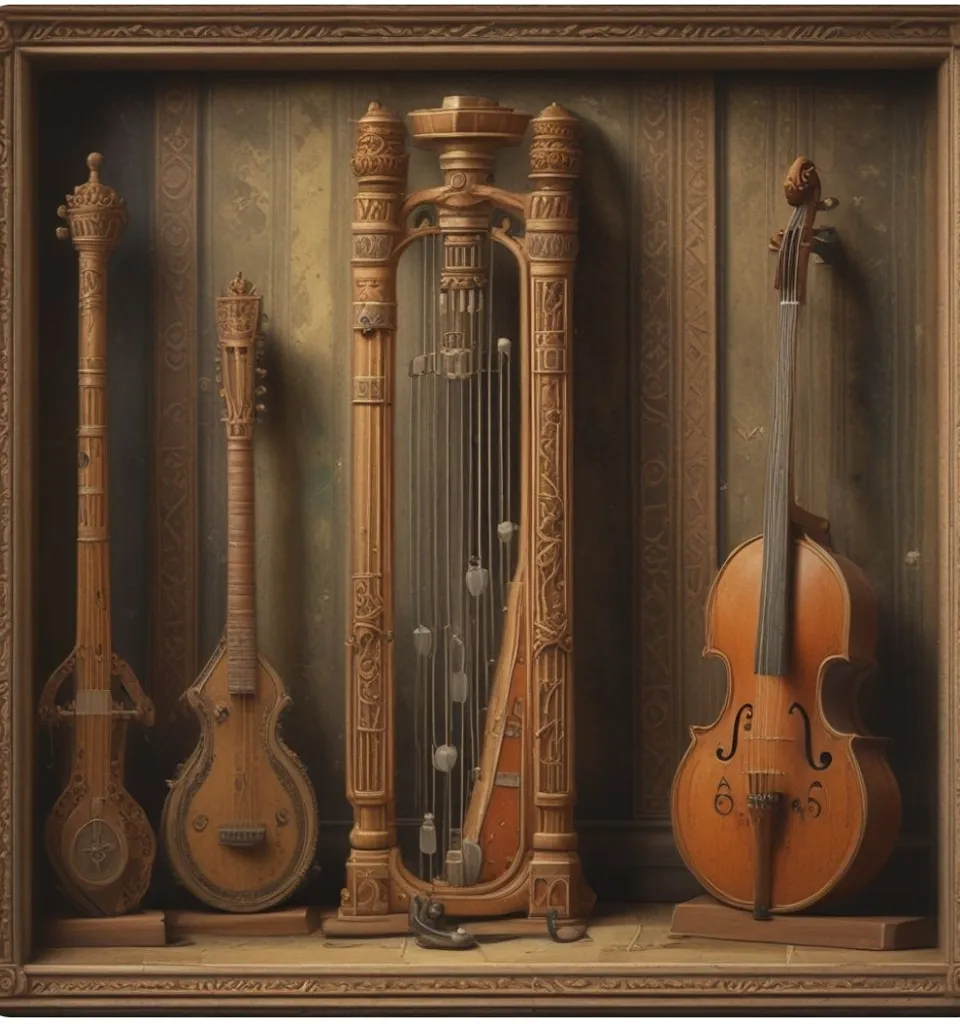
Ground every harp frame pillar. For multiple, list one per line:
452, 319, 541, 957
341, 102, 408, 919
524, 105, 592, 921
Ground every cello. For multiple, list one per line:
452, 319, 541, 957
671, 157, 901, 918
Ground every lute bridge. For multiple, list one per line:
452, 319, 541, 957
218, 823, 267, 848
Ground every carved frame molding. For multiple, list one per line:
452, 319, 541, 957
3, 4, 959, 1009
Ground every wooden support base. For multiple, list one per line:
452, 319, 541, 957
165, 906, 320, 939
324, 911, 586, 941
670, 896, 936, 951
45, 910, 167, 948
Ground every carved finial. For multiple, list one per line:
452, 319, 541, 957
352, 101, 408, 183
228, 270, 254, 296
87, 152, 103, 183
529, 103, 581, 184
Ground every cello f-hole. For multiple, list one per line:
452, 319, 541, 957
788, 702, 833, 771
716, 703, 753, 762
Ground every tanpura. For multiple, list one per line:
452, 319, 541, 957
40, 154, 156, 917
671, 157, 901, 918
162, 272, 318, 913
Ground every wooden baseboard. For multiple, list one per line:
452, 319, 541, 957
670, 895, 937, 950
166, 905, 321, 938
45, 910, 167, 947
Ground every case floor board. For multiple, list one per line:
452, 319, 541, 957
32, 904, 942, 968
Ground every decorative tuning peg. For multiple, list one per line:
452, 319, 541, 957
256, 366, 267, 378
256, 385, 267, 396
256, 403, 266, 414
818, 197, 839, 211
419, 812, 438, 856
56, 226, 69, 241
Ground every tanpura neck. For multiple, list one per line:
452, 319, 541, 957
75, 253, 112, 695
226, 434, 257, 695
754, 297, 800, 678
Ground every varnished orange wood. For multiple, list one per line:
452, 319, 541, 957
672, 529, 901, 913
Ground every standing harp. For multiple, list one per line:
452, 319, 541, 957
339, 96, 595, 943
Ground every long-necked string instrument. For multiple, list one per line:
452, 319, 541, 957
40, 154, 156, 916
671, 157, 902, 918
161, 273, 318, 913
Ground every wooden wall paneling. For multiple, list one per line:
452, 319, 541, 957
151, 80, 199, 772
632, 75, 718, 820
940, 48, 959, 968
719, 72, 938, 909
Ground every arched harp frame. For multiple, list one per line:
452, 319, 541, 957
341, 99, 596, 924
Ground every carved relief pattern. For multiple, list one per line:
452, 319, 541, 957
0, 48, 11, 963
633, 79, 716, 818
527, 103, 579, 819
677, 77, 717, 782
16, 970, 950, 1000
11, 17, 952, 47
152, 83, 198, 748
636, 82, 675, 817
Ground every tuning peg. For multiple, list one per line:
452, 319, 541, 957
818, 197, 839, 211
255, 385, 267, 396
256, 366, 267, 378
56, 226, 69, 241
768, 228, 784, 253
256, 403, 266, 413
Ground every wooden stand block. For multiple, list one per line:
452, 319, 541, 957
45, 910, 167, 947
166, 905, 320, 939
670, 896, 936, 951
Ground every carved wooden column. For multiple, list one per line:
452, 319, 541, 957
524, 105, 591, 918
341, 102, 408, 917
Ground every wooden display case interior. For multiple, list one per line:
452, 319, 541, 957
5, 28, 949, 1007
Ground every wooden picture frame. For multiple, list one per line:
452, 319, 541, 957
3, 3, 959, 1008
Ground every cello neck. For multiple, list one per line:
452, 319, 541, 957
754, 287, 801, 678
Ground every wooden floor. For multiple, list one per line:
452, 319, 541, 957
32, 904, 942, 969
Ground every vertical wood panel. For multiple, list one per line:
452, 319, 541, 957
633, 76, 717, 818
152, 81, 198, 767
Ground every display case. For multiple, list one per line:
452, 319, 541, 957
2, 3, 958, 1009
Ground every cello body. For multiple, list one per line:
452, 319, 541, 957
671, 533, 901, 912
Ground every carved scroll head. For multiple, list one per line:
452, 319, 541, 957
216, 272, 264, 438
783, 156, 821, 208
529, 104, 582, 187
352, 101, 409, 185
56, 152, 127, 251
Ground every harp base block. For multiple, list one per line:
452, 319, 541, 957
324, 909, 588, 941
